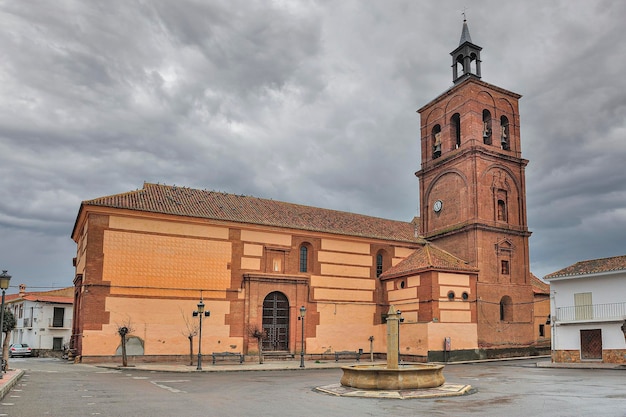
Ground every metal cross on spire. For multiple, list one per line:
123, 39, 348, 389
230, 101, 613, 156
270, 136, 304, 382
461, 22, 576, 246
461, 6, 469, 22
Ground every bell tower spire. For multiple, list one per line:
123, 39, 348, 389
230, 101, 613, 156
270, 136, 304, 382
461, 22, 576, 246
451, 18, 482, 83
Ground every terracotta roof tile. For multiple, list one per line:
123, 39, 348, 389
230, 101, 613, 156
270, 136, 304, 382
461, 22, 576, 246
544, 254, 626, 279
5, 287, 74, 304
379, 243, 477, 279
530, 273, 550, 294
82, 183, 426, 244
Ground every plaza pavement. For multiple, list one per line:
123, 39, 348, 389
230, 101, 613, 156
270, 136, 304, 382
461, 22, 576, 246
1, 356, 623, 400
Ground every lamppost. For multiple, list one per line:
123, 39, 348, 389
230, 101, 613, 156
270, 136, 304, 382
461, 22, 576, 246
299, 306, 306, 368
0, 270, 11, 379
396, 310, 404, 364
193, 299, 210, 371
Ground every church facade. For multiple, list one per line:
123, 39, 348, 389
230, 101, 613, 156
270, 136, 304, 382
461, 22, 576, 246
70, 22, 546, 363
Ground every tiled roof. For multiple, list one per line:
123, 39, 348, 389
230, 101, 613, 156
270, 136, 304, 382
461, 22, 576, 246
79, 183, 425, 244
530, 273, 550, 294
544, 254, 626, 280
5, 287, 74, 304
379, 243, 477, 279
22, 295, 73, 304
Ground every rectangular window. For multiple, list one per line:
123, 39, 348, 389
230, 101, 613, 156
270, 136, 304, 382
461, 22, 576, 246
52, 337, 63, 351
53, 307, 65, 327
539, 324, 545, 337
501, 260, 510, 275
574, 292, 593, 320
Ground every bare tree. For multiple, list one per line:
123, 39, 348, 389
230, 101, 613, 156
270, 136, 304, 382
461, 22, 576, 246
115, 319, 134, 367
247, 324, 266, 364
181, 308, 199, 366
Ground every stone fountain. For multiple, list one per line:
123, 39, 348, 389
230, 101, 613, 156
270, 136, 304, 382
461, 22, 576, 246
339, 305, 445, 390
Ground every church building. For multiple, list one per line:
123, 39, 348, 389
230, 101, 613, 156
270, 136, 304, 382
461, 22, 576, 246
70, 21, 546, 363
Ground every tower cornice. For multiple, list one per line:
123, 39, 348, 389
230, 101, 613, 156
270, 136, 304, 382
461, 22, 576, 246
418, 77, 521, 115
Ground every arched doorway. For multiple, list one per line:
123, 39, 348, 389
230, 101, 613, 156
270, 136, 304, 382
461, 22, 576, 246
262, 291, 289, 351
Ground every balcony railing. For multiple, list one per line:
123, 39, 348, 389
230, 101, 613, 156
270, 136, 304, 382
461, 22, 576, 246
48, 318, 72, 329
23, 318, 32, 328
555, 302, 626, 323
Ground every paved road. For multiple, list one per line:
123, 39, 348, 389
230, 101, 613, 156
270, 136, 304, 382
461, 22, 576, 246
2, 358, 625, 417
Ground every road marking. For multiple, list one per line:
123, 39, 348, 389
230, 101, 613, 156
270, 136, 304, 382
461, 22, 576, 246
150, 380, 188, 393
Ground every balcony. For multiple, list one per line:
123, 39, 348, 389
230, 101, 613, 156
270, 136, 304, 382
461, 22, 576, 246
555, 302, 626, 323
23, 318, 32, 328
48, 318, 72, 329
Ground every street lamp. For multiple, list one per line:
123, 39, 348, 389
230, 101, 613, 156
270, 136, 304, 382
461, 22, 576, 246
0, 270, 11, 379
299, 306, 306, 368
192, 299, 210, 371
396, 310, 404, 364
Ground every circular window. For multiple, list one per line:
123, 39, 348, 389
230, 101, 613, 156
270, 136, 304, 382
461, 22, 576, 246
400, 280, 405, 289
447, 291, 455, 300
462, 292, 469, 301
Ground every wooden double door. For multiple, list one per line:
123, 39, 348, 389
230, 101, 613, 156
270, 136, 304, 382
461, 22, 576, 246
262, 292, 290, 351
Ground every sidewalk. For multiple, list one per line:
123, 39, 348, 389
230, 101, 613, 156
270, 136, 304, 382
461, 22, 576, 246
0, 368, 26, 400
95, 358, 356, 373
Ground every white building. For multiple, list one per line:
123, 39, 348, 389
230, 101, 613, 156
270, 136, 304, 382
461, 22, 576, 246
545, 255, 626, 364
6, 285, 74, 355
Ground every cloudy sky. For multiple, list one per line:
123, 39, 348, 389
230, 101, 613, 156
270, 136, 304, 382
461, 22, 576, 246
1, 0, 625, 290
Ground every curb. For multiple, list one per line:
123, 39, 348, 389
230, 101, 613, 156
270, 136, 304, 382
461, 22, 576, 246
0, 369, 25, 400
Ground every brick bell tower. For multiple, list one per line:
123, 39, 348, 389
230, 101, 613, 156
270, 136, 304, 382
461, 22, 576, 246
415, 19, 534, 351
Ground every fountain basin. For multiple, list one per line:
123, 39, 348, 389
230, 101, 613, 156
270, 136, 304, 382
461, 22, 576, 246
340, 364, 445, 390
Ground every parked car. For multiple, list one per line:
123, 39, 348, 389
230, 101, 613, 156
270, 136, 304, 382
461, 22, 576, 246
9, 343, 32, 357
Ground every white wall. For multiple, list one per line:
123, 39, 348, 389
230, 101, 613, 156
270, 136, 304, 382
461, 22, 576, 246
549, 271, 626, 352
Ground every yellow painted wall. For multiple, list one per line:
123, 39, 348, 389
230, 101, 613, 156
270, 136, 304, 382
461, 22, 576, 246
387, 287, 418, 302
240, 257, 261, 270
407, 276, 420, 287
82, 297, 243, 355
318, 251, 371, 266
103, 231, 231, 297
306, 303, 386, 353
109, 216, 229, 239
440, 310, 472, 323
313, 288, 372, 302
394, 247, 415, 258
240, 230, 291, 246
243, 244, 263, 257
320, 264, 370, 278
310, 276, 375, 290
425, 322, 478, 350
398, 322, 478, 355
321, 239, 369, 254
439, 273, 470, 286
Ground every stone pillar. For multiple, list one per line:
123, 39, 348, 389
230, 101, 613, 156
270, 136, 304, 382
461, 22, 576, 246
386, 305, 399, 370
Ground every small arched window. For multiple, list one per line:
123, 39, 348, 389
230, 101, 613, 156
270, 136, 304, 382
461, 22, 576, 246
482, 110, 492, 145
299, 245, 308, 273
500, 116, 510, 150
376, 253, 383, 277
451, 113, 461, 149
500, 296, 513, 321
432, 124, 442, 159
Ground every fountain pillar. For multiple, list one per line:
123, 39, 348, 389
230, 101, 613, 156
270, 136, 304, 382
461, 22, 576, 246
386, 305, 399, 369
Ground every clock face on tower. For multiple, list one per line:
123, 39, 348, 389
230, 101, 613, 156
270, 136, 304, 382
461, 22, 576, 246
433, 200, 443, 213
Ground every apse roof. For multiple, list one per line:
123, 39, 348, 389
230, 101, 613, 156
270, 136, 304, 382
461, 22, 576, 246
379, 242, 477, 279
